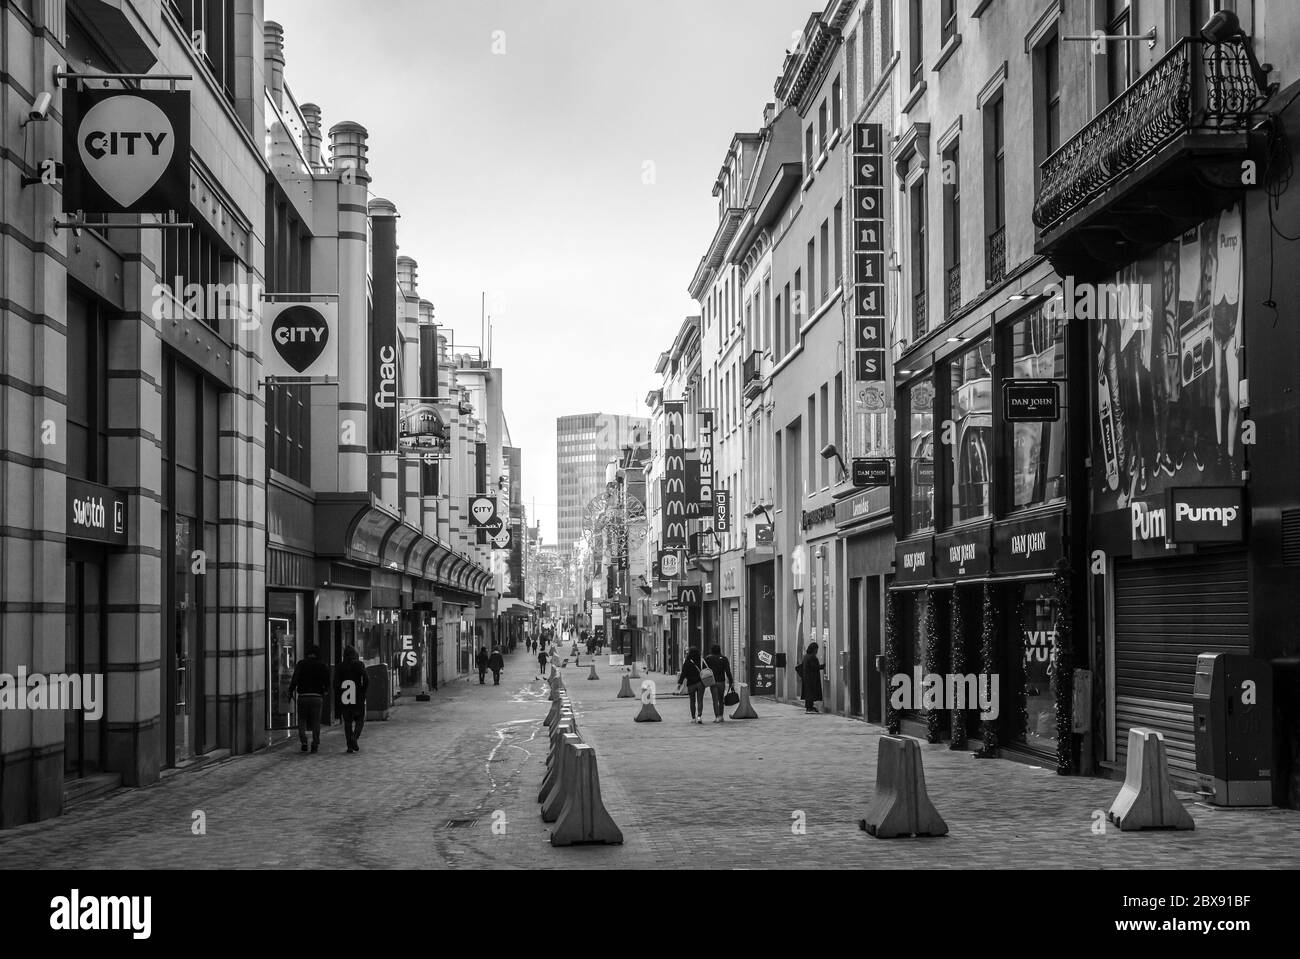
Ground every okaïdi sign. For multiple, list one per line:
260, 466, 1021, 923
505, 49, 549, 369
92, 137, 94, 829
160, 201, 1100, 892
63, 90, 190, 215
262, 303, 338, 378
1167, 487, 1245, 544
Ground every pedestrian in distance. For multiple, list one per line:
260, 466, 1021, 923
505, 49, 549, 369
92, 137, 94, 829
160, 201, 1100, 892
488, 646, 505, 686
476, 647, 489, 685
288, 645, 330, 753
336, 645, 369, 753
677, 647, 706, 724
537, 647, 549, 678
800, 642, 825, 714
704, 644, 735, 723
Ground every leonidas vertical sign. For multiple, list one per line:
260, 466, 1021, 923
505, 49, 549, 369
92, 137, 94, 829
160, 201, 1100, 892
661, 400, 687, 549
851, 122, 888, 414
63, 89, 190, 215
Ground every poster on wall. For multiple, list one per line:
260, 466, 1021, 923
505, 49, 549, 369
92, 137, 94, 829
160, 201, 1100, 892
753, 634, 776, 695
1091, 203, 1244, 517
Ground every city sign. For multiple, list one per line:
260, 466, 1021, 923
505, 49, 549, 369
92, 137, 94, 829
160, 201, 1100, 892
1003, 380, 1061, 422
490, 528, 512, 550
469, 495, 497, 528
63, 89, 190, 215
852, 458, 891, 489
262, 302, 338, 379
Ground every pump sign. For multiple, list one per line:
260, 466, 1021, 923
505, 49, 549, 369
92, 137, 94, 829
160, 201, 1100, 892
63, 89, 191, 216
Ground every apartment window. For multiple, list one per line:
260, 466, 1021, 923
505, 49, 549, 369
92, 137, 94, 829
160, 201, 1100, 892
834, 372, 844, 459
818, 100, 829, 153
846, 34, 858, 117
806, 396, 817, 496
942, 142, 961, 318
774, 290, 784, 357
807, 240, 817, 312
832, 75, 843, 133
881, 0, 893, 64
833, 202, 844, 290
941, 0, 957, 46
909, 175, 928, 340
908, 0, 924, 88
1104, 0, 1132, 104
806, 125, 816, 170
864, 4, 875, 88
819, 383, 830, 488
1037, 30, 1061, 170
165, 0, 238, 103
819, 219, 830, 306
763, 277, 773, 354
794, 270, 804, 333
983, 93, 1007, 286
66, 293, 110, 484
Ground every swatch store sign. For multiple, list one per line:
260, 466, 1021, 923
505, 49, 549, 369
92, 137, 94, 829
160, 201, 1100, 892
67, 478, 128, 547
63, 89, 191, 215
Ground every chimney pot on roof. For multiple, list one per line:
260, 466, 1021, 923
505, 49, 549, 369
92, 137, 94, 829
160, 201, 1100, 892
329, 121, 371, 184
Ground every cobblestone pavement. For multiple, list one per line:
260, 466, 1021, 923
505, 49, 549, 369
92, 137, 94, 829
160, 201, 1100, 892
2, 648, 1299, 869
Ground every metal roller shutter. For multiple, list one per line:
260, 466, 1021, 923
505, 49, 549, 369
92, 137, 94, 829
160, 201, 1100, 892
1114, 550, 1250, 784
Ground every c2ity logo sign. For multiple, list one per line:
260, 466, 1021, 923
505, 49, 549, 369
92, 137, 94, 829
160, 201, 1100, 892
261, 303, 338, 378
63, 89, 190, 215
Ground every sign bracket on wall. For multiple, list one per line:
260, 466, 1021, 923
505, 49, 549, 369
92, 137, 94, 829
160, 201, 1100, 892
52, 210, 194, 234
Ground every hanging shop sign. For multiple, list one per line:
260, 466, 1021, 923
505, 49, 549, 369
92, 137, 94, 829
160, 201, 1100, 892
63, 88, 190, 215
835, 486, 892, 529
661, 400, 688, 548
1003, 380, 1061, 423
934, 525, 993, 580
1166, 487, 1245, 544
658, 549, 682, 581
66, 478, 127, 546
468, 495, 497, 528
714, 489, 731, 533
893, 536, 934, 586
398, 400, 447, 454
851, 122, 888, 408
755, 523, 774, 546
852, 458, 891, 488
262, 302, 338, 379
993, 511, 1065, 576
697, 410, 715, 518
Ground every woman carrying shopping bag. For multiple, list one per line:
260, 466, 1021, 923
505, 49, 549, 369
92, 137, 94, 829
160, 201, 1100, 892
677, 647, 707, 724
703, 644, 735, 723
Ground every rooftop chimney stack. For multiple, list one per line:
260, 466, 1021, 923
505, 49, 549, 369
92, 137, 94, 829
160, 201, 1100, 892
264, 21, 286, 111
300, 102, 325, 172
329, 121, 372, 183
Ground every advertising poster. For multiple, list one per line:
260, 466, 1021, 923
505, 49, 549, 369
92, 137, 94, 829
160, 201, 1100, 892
1092, 203, 1244, 518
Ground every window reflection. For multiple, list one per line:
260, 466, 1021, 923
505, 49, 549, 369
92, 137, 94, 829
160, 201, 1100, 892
949, 340, 994, 524
909, 379, 935, 532
1008, 308, 1068, 509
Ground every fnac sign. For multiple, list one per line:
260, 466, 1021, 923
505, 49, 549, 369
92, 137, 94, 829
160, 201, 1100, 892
63, 89, 190, 215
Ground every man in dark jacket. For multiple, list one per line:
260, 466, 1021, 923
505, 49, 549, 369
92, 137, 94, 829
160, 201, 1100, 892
288, 645, 330, 753
703, 644, 735, 723
336, 646, 369, 753
488, 647, 505, 685
476, 647, 489, 685
800, 643, 824, 714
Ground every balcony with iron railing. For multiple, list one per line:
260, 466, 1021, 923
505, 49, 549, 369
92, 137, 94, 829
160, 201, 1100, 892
985, 228, 1006, 288
742, 350, 764, 401
1033, 35, 1271, 276
945, 264, 961, 318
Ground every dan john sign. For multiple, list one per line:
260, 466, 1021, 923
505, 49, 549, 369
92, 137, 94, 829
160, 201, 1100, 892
63, 89, 191, 215
1003, 380, 1061, 422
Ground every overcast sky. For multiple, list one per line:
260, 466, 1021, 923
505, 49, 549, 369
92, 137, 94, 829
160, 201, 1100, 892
270, 0, 814, 544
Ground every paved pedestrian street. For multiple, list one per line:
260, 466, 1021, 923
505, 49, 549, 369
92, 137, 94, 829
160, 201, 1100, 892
2, 649, 1298, 870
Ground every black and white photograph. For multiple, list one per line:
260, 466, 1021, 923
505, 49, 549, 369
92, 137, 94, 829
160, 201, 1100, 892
2, 0, 1300, 942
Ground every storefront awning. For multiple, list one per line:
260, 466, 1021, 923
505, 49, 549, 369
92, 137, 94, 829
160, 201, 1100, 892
315, 493, 402, 568
379, 522, 421, 575
499, 598, 534, 616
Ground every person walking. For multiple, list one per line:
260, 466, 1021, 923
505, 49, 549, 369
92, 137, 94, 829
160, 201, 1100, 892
336, 645, 369, 753
800, 642, 825, 714
676, 647, 707, 724
704, 644, 735, 723
287, 645, 330, 753
476, 647, 489, 685
537, 646, 549, 678
488, 646, 505, 686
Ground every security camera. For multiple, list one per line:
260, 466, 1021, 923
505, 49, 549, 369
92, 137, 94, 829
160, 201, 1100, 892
26, 92, 52, 123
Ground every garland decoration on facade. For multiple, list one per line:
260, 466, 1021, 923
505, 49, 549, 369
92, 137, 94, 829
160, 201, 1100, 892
924, 588, 943, 744
977, 582, 999, 758
884, 590, 901, 735
949, 586, 967, 750
1053, 558, 1074, 776
1016, 587, 1029, 744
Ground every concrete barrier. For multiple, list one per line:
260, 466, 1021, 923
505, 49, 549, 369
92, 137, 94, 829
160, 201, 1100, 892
633, 702, 662, 722
549, 744, 624, 846
730, 683, 759, 720
541, 733, 583, 822
538, 720, 577, 804
542, 697, 561, 728
617, 676, 635, 698
859, 735, 948, 838
587, 662, 599, 681
547, 697, 571, 732
630, 662, 641, 679
1107, 728, 1196, 831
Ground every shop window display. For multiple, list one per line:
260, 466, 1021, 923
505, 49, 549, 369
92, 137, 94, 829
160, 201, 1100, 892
1019, 583, 1058, 753
1007, 308, 1068, 509
948, 340, 994, 524
908, 379, 936, 533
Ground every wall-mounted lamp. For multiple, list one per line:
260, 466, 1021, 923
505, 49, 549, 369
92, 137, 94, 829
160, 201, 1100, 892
820, 443, 849, 482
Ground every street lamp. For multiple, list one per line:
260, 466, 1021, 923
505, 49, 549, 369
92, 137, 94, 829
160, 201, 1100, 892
820, 443, 850, 483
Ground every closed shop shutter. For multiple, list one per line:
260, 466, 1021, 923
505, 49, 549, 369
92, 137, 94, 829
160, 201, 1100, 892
1114, 550, 1250, 783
